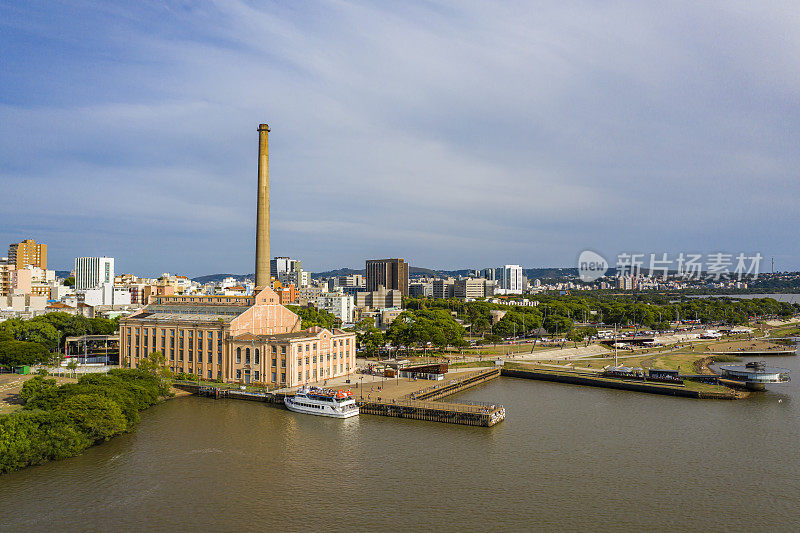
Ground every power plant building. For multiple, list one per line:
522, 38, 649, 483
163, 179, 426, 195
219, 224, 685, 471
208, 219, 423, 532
119, 122, 357, 388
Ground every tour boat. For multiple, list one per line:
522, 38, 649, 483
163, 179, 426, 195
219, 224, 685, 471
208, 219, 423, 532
284, 387, 359, 418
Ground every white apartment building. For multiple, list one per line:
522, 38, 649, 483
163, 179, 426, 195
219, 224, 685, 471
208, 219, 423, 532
501, 265, 523, 294
75, 257, 115, 290
317, 292, 355, 324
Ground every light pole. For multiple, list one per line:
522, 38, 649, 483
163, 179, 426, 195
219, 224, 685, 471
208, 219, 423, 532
360, 376, 364, 399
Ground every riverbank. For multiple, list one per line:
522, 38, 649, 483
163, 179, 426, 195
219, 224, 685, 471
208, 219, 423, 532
0, 369, 173, 475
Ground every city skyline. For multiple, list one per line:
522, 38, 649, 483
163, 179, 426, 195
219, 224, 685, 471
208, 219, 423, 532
2, 2, 798, 276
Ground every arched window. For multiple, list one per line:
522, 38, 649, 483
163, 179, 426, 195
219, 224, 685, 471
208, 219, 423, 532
245, 347, 251, 364
236, 347, 241, 364
254, 349, 260, 365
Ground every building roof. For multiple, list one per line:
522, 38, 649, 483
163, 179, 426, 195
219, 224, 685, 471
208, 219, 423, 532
126, 303, 249, 323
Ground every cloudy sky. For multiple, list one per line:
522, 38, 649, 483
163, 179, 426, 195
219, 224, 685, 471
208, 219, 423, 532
1, 1, 798, 276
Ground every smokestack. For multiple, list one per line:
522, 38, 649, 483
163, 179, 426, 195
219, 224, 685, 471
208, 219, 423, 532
255, 123, 271, 289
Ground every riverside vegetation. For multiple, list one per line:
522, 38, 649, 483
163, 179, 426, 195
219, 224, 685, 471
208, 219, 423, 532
0, 356, 172, 474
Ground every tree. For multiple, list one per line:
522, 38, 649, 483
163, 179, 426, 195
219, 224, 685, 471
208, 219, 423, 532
353, 320, 385, 358
137, 351, 173, 385
0, 339, 49, 367
543, 315, 573, 336
56, 393, 128, 441
66, 358, 78, 377
19, 376, 58, 403
285, 305, 338, 330
63, 277, 75, 287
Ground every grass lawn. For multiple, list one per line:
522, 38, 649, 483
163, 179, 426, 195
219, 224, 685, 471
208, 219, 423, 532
451, 360, 498, 369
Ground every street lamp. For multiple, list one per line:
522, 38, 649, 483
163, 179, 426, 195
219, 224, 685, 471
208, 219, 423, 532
359, 375, 364, 399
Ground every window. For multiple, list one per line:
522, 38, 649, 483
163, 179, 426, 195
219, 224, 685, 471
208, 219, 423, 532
305, 344, 310, 352
188, 351, 193, 362
218, 353, 222, 365
198, 339, 203, 350
327, 354, 331, 361
298, 344, 303, 353
236, 369, 241, 379
179, 351, 184, 361
255, 349, 259, 365
272, 346, 277, 354
272, 372, 277, 382
170, 349, 174, 360
245, 348, 251, 365
281, 358, 286, 368
306, 371, 309, 380
305, 357, 309, 365
281, 346, 286, 355
313, 342, 317, 350
313, 356, 317, 363
198, 331, 203, 338
298, 372, 302, 382
272, 358, 277, 367
254, 371, 260, 381
179, 339, 184, 349
188, 331, 193, 338
297, 357, 302, 366
180, 330, 184, 337
208, 370, 212, 379
281, 373, 286, 382
236, 347, 241, 364
333, 340, 337, 348
198, 353, 202, 363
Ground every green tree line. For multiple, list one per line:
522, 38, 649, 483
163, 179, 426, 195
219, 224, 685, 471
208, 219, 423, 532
0, 363, 171, 474
0, 313, 119, 369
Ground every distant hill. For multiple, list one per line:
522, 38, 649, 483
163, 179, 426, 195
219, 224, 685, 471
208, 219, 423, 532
310, 267, 364, 279
191, 266, 598, 284
192, 273, 253, 284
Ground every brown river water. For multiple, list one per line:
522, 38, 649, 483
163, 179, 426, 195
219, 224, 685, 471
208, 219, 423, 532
1, 350, 799, 532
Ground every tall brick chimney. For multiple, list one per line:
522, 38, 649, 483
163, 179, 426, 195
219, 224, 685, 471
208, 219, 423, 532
255, 123, 271, 289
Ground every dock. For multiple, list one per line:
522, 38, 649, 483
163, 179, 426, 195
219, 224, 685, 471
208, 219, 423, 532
172, 367, 505, 427
358, 397, 504, 426
358, 368, 504, 426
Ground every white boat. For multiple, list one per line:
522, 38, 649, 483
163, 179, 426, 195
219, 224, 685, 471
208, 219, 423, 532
284, 387, 359, 418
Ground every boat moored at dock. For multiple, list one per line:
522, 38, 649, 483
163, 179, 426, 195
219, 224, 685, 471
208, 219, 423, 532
284, 387, 359, 418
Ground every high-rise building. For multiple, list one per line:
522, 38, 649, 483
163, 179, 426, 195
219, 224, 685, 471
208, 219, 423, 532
8, 239, 47, 270
75, 257, 115, 290
481, 267, 496, 281
366, 258, 409, 296
453, 278, 485, 299
270, 257, 301, 280
432, 278, 455, 299
501, 265, 523, 294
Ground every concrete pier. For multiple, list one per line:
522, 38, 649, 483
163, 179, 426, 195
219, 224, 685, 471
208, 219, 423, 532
173, 367, 505, 427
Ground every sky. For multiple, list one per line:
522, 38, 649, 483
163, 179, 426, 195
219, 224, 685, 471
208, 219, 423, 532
1, 1, 799, 277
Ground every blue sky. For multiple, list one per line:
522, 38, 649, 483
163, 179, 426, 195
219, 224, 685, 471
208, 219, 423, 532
1, 1, 798, 276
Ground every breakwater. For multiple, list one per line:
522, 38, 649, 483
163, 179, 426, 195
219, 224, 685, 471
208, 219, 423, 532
500, 367, 737, 399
